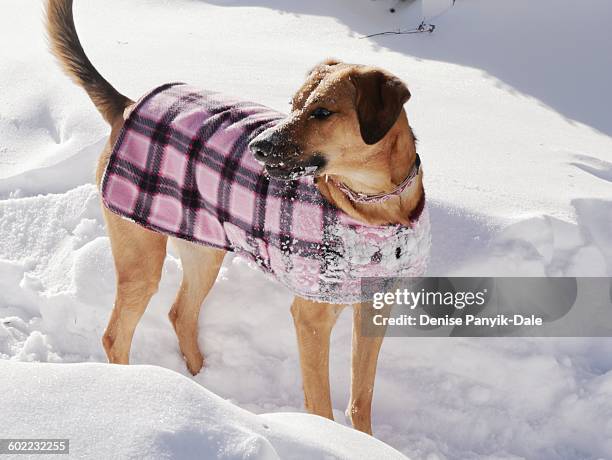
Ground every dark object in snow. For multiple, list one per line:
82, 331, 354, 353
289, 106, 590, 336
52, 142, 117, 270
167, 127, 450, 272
362, 20, 436, 39
388, 0, 412, 14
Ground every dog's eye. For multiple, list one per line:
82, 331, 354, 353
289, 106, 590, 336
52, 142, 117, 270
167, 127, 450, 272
310, 108, 333, 120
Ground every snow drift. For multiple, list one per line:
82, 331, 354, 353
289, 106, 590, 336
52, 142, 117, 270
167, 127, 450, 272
0, 361, 406, 459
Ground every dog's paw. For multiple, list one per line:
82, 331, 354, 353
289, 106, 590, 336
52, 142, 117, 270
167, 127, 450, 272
185, 354, 204, 376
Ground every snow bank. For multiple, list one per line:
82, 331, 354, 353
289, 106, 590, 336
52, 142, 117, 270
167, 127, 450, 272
0, 361, 406, 459
1, 0, 612, 459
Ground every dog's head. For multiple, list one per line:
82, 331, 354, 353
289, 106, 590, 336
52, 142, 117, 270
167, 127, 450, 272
249, 60, 411, 180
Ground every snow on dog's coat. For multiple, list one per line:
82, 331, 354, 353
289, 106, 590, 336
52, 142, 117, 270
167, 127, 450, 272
101, 83, 430, 304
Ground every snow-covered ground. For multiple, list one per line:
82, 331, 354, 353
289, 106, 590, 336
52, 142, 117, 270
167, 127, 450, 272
1, 0, 611, 459
0, 362, 406, 459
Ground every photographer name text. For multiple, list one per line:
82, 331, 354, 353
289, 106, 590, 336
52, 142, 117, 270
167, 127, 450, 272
373, 314, 543, 327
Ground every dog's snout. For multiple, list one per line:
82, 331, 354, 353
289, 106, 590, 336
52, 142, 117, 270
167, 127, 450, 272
249, 138, 276, 161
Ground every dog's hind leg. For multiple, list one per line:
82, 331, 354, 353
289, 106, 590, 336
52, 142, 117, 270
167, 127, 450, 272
347, 302, 389, 435
291, 297, 345, 420
102, 210, 168, 365
168, 239, 225, 375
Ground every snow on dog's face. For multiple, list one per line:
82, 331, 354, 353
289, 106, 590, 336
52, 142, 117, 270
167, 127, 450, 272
249, 60, 411, 181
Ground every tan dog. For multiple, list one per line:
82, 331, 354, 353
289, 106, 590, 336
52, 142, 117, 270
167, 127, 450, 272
46, 0, 424, 435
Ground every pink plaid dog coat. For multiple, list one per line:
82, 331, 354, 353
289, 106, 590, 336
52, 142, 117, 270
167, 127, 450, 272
101, 83, 431, 304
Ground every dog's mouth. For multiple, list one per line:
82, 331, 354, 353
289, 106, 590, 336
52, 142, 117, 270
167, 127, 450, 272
263, 155, 326, 181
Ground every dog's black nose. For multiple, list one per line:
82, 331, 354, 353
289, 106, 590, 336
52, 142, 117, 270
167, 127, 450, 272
249, 139, 275, 162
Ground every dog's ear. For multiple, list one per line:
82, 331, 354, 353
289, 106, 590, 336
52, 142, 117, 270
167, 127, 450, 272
352, 68, 411, 145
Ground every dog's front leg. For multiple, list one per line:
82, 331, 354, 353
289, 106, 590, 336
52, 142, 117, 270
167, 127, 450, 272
291, 297, 345, 420
347, 302, 389, 435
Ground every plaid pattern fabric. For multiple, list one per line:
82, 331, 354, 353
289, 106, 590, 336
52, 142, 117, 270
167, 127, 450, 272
101, 83, 430, 304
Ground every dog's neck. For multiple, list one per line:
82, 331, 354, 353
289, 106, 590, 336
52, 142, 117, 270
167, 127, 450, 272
316, 112, 424, 226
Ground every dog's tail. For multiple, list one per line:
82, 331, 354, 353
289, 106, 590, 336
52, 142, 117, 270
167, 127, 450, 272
46, 0, 132, 125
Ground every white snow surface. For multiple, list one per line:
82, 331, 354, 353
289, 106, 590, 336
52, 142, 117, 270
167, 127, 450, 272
0, 361, 405, 459
1, 0, 612, 459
